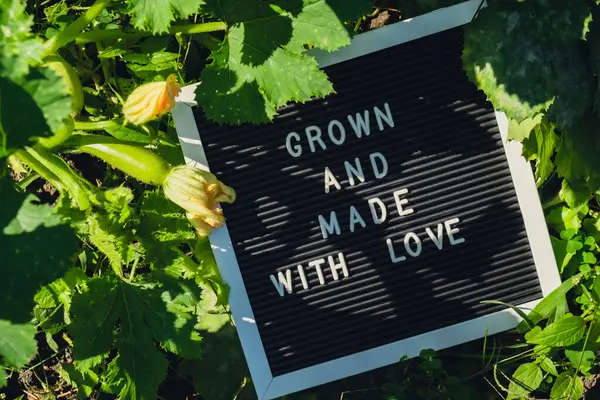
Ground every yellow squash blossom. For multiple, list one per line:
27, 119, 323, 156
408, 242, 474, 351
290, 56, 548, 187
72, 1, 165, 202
163, 165, 236, 237
123, 74, 181, 125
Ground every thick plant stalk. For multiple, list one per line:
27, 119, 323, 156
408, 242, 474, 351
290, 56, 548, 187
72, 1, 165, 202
25, 146, 94, 210
43, 0, 112, 56
74, 118, 123, 131
13, 149, 66, 193
75, 22, 227, 44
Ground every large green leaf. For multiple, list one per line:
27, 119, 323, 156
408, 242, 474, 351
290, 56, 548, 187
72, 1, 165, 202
517, 276, 578, 332
463, 0, 593, 127
521, 118, 559, 187
69, 277, 203, 400
0, 174, 79, 323
550, 372, 584, 400
506, 363, 543, 400
0, 320, 37, 387
555, 114, 600, 192
196, 0, 372, 124
126, 0, 206, 34
182, 287, 246, 400
0, 0, 44, 78
526, 314, 586, 347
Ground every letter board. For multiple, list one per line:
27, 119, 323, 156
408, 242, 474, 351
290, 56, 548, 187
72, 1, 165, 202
172, 1, 562, 399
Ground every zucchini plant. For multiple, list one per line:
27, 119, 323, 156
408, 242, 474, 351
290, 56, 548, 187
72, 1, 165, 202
0, 0, 374, 398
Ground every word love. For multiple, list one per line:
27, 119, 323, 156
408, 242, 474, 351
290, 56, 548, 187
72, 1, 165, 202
386, 218, 465, 263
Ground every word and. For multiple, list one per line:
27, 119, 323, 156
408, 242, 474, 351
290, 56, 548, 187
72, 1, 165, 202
324, 152, 388, 193
270, 252, 349, 297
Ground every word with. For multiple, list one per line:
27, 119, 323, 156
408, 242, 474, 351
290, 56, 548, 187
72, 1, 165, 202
285, 102, 394, 157
324, 152, 388, 193
318, 188, 413, 239
270, 252, 348, 297
386, 218, 465, 262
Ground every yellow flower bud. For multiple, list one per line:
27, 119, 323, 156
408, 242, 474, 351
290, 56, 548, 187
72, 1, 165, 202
123, 74, 181, 125
163, 165, 236, 237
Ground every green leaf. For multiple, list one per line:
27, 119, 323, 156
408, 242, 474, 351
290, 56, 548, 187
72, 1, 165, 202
59, 363, 100, 399
87, 213, 133, 276
546, 206, 582, 233
527, 314, 586, 347
69, 277, 203, 400
565, 347, 595, 371
463, 0, 593, 127
550, 372, 584, 400
138, 190, 196, 245
517, 276, 578, 331
587, 5, 600, 117
481, 300, 534, 330
126, 0, 206, 34
0, 320, 37, 368
0, 175, 79, 323
34, 268, 87, 333
521, 119, 559, 187
508, 114, 542, 142
0, 0, 44, 78
566, 238, 584, 254
0, 66, 71, 157
181, 324, 247, 400
551, 236, 575, 273
560, 179, 591, 211
195, 239, 230, 306
44, 0, 69, 24
507, 363, 543, 400
556, 114, 600, 192
538, 356, 559, 377
196, 0, 371, 124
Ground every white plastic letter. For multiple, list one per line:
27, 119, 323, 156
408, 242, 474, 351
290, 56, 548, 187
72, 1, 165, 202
318, 211, 341, 239
404, 232, 422, 257
425, 224, 444, 250
344, 157, 365, 186
270, 269, 293, 297
374, 102, 395, 131
368, 197, 387, 224
327, 119, 346, 145
305, 125, 327, 153
285, 132, 302, 157
309, 259, 326, 285
393, 188, 414, 216
387, 238, 406, 263
324, 167, 342, 194
349, 206, 367, 233
370, 152, 388, 179
347, 110, 371, 138
328, 252, 349, 281
297, 265, 309, 290
445, 218, 465, 245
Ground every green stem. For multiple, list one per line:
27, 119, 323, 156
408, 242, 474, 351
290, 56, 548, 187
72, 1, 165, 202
14, 149, 65, 192
27, 146, 94, 210
43, 0, 112, 56
74, 118, 123, 131
76, 22, 227, 44
64, 132, 140, 148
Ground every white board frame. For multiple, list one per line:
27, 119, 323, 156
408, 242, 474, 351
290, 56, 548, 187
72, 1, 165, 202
172, 1, 562, 398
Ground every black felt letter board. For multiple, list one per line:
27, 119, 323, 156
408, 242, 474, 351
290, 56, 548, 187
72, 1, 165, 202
193, 28, 542, 377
